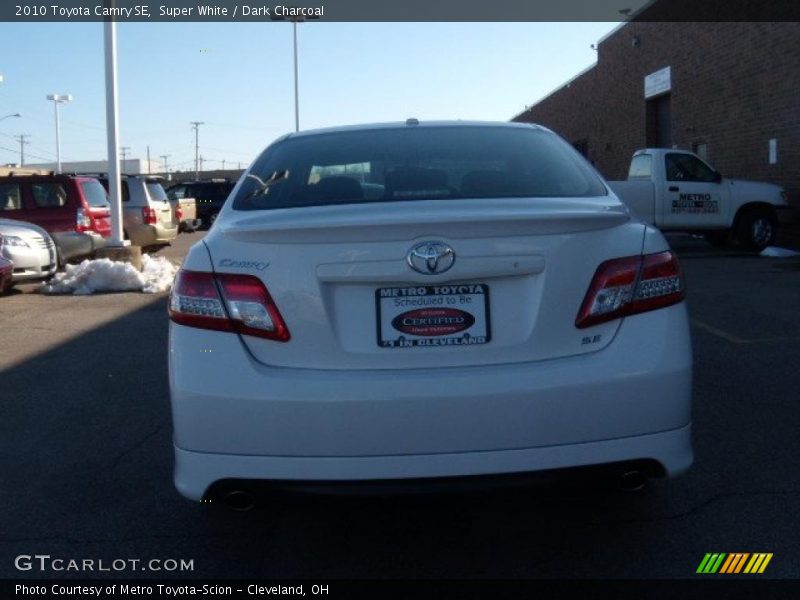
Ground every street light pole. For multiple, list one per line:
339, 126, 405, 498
103, 20, 126, 247
191, 121, 203, 180
293, 20, 299, 132
160, 154, 170, 176
46, 94, 72, 174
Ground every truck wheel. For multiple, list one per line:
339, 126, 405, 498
736, 208, 777, 251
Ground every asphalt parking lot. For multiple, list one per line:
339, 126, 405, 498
1, 231, 799, 579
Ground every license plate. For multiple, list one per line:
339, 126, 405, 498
376, 284, 491, 348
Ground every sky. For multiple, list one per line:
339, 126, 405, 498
0, 21, 619, 173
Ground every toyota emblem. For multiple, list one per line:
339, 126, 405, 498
407, 241, 456, 275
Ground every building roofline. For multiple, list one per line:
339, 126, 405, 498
510, 62, 598, 122
511, 1, 661, 122
595, 0, 658, 45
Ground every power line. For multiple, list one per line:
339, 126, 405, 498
0, 131, 57, 159
0, 144, 54, 164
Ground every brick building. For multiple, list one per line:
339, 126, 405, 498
512, 20, 800, 204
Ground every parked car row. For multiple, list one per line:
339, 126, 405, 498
0, 171, 227, 294
0, 172, 110, 264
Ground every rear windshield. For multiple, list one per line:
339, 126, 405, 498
146, 182, 168, 202
80, 180, 110, 208
233, 126, 607, 212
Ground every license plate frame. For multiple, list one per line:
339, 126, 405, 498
375, 283, 491, 348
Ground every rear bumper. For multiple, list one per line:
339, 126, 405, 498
170, 303, 693, 501
175, 426, 692, 501
128, 223, 178, 247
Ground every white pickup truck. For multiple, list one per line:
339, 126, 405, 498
608, 149, 790, 250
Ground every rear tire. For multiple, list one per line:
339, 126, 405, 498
735, 208, 777, 251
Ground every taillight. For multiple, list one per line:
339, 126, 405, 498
575, 251, 685, 329
76, 208, 92, 232
169, 270, 290, 342
142, 207, 158, 225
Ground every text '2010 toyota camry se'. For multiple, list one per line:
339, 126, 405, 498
168, 121, 692, 502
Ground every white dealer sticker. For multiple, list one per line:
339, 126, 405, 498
376, 284, 491, 348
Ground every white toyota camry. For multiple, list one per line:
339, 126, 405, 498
168, 121, 692, 503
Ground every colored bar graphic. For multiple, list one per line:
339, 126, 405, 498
699, 552, 773, 575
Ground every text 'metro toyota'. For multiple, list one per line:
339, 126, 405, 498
168, 121, 692, 505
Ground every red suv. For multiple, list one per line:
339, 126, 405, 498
0, 173, 111, 263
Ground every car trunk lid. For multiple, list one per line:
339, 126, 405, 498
207, 198, 645, 370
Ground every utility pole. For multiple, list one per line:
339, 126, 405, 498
160, 154, 170, 177
190, 121, 203, 181
146, 145, 151, 174
120, 146, 130, 174
221, 159, 226, 171
15, 134, 30, 166
199, 155, 205, 174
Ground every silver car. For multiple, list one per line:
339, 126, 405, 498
0, 218, 58, 282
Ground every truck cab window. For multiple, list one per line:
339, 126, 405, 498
628, 155, 652, 179
665, 153, 717, 183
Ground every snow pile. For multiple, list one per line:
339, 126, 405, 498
40, 254, 178, 295
141, 254, 179, 293
760, 246, 800, 258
